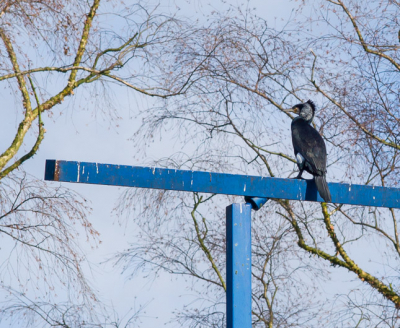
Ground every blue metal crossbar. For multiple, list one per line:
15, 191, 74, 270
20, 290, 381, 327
45, 160, 400, 208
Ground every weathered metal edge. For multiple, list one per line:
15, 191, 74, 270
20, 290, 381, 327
44, 159, 60, 181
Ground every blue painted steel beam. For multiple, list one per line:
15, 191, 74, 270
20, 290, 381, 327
44, 160, 400, 208
226, 204, 252, 328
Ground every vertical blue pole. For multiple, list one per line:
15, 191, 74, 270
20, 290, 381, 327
226, 203, 252, 328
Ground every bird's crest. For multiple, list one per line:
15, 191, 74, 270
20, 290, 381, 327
306, 99, 316, 112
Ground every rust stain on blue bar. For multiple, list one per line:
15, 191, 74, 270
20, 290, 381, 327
44, 160, 400, 208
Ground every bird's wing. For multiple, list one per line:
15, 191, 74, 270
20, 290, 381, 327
291, 120, 327, 174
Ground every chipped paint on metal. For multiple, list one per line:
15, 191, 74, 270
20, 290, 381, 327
54, 160, 60, 181
44, 160, 400, 209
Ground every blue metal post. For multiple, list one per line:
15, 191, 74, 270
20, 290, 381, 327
226, 203, 252, 328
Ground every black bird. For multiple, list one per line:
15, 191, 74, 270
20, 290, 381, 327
284, 100, 331, 202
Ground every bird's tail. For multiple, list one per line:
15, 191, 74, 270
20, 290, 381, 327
315, 175, 331, 202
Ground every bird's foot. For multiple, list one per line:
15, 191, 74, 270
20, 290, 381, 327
291, 175, 305, 180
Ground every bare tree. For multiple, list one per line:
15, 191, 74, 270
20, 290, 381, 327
114, 1, 400, 327
0, 285, 145, 328
0, 0, 198, 325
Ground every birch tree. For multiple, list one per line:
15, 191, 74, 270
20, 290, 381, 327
115, 1, 400, 326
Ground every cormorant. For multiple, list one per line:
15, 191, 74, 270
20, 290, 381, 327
284, 100, 331, 202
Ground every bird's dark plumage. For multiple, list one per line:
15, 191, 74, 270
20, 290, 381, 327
286, 100, 331, 202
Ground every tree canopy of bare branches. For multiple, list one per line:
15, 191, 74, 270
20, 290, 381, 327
1, 0, 400, 326
114, 1, 400, 327
0, 0, 197, 326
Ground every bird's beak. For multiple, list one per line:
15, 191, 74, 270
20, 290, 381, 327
283, 107, 299, 114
